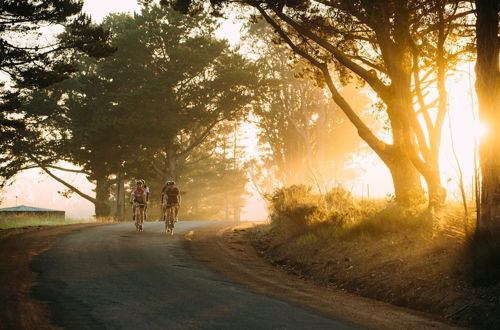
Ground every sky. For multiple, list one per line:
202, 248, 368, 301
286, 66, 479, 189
0, 0, 480, 219
82, 0, 243, 45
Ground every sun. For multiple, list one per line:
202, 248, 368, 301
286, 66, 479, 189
476, 121, 488, 140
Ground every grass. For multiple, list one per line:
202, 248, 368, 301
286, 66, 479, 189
0, 216, 97, 229
266, 185, 475, 242
253, 186, 500, 328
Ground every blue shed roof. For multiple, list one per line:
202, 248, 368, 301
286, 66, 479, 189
0, 205, 64, 212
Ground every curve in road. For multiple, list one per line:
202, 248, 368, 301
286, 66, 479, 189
32, 221, 362, 330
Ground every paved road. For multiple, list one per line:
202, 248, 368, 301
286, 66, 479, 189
32, 221, 362, 330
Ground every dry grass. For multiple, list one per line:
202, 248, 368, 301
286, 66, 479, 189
0, 216, 101, 229
254, 186, 500, 328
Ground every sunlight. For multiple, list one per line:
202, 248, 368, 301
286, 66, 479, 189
439, 65, 479, 200
83, 0, 140, 22
477, 121, 488, 140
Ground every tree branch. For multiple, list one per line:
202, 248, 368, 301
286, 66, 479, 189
271, 7, 391, 100
29, 155, 97, 204
253, 4, 390, 157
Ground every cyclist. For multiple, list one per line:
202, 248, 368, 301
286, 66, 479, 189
141, 179, 150, 220
161, 180, 181, 226
130, 180, 147, 231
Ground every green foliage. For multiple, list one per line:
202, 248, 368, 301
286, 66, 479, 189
178, 130, 249, 220
2, 4, 256, 218
0, 0, 115, 155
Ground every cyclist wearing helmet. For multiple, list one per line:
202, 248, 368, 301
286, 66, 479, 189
130, 180, 147, 230
161, 180, 181, 222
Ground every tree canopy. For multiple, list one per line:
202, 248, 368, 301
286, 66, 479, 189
174, 0, 474, 215
2, 4, 257, 218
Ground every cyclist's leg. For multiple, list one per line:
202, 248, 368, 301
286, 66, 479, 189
166, 206, 173, 230
163, 204, 170, 233
139, 205, 145, 230
134, 204, 139, 230
174, 205, 179, 222
132, 204, 136, 221
168, 207, 174, 234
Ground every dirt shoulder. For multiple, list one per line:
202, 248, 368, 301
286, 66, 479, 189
0, 223, 106, 330
251, 223, 500, 329
186, 222, 464, 330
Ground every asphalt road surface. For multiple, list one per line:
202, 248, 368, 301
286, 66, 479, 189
32, 221, 362, 330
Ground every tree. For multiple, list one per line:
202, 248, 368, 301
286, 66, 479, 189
246, 22, 371, 191
0, 0, 115, 215
0, 0, 114, 133
179, 122, 248, 220
99, 5, 258, 182
475, 0, 500, 234
3, 71, 127, 217
174, 0, 472, 212
2, 4, 257, 218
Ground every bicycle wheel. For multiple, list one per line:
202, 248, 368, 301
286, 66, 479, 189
139, 207, 144, 232
163, 207, 170, 235
166, 207, 174, 235
135, 206, 140, 232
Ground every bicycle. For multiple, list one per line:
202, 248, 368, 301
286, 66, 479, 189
133, 202, 145, 232
162, 203, 176, 235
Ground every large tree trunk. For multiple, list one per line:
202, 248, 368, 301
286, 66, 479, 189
166, 138, 177, 181
425, 166, 447, 213
476, 0, 500, 234
115, 170, 125, 221
95, 177, 111, 218
385, 150, 423, 205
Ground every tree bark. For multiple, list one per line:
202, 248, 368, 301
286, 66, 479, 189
115, 169, 125, 221
384, 150, 424, 205
166, 138, 177, 181
426, 169, 447, 213
476, 0, 500, 233
95, 177, 111, 218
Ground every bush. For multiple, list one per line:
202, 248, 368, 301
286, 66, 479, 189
324, 186, 354, 211
267, 185, 432, 242
346, 203, 430, 238
268, 185, 321, 238
268, 185, 362, 239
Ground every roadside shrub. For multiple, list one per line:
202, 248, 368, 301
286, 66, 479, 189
267, 185, 434, 242
268, 185, 323, 238
268, 185, 362, 239
324, 186, 354, 211
345, 203, 430, 238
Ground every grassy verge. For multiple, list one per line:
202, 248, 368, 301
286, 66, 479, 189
251, 185, 500, 329
0, 216, 100, 229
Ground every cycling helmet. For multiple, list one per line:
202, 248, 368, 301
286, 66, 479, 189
140, 179, 145, 184
166, 180, 175, 185
136, 180, 142, 185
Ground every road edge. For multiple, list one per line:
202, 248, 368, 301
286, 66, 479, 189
186, 222, 466, 330
0, 223, 109, 329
